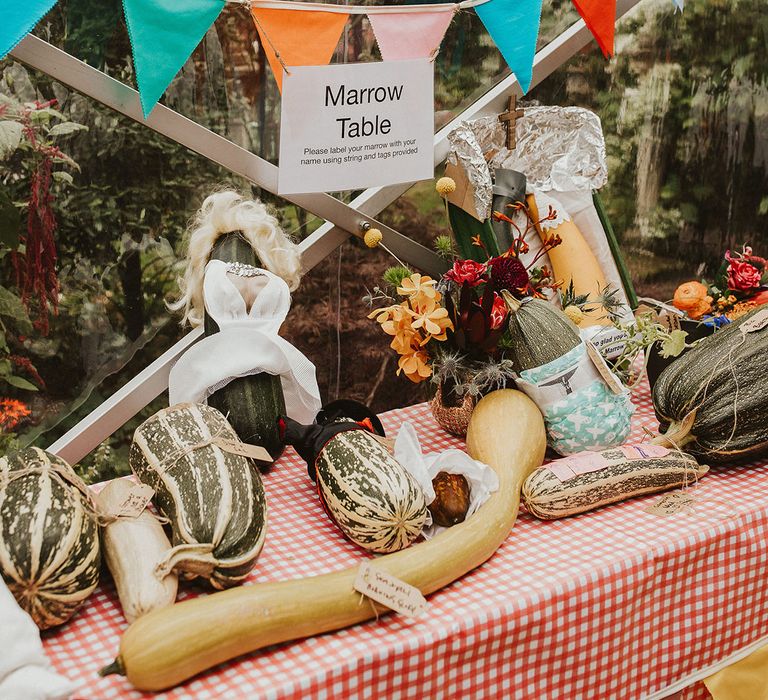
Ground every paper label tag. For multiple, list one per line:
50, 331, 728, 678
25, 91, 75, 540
353, 562, 428, 618
644, 491, 696, 516
116, 483, 155, 518
547, 452, 610, 481
585, 341, 624, 395
620, 444, 671, 460
659, 310, 682, 332
740, 308, 768, 334
216, 439, 272, 463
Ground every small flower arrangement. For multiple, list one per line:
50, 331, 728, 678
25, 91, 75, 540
366, 180, 563, 401
672, 244, 768, 322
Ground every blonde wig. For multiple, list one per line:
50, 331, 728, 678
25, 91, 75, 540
170, 190, 302, 327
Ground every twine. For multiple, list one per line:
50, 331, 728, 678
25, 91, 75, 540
0, 458, 117, 527
251, 15, 291, 76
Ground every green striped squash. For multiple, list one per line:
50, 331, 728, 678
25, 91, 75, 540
503, 295, 582, 371
205, 232, 287, 461
316, 430, 428, 553
0, 447, 100, 629
522, 446, 707, 519
129, 403, 267, 589
653, 309, 768, 463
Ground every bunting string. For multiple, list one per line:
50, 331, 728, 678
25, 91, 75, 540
0, 0, 690, 116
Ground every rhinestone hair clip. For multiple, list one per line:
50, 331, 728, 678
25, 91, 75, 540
226, 262, 264, 277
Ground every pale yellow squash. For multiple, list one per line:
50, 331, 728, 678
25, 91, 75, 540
527, 194, 611, 326
97, 480, 178, 623
103, 389, 546, 691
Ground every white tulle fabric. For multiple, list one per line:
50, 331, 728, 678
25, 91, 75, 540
169, 260, 321, 424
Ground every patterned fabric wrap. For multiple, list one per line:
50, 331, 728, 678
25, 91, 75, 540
516, 343, 634, 455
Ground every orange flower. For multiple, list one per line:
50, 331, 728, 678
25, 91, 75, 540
397, 349, 432, 383
673, 281, 713, 320
407, 301, 453, 339
397, 273, 440, 311
0, 398, 31, 431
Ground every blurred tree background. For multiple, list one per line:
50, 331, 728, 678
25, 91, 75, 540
0, 0, 765, 480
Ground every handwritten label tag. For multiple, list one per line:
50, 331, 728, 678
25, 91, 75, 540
117, 483, 155, 518
354, 562, 428, 618
547, 452, 610, 482
585, 341, 624, 395
659, 310, 682, 332
644, 491, 696, 516
620, 444, 670, 460
740, 308, 768, 334
216, 439, 272, 463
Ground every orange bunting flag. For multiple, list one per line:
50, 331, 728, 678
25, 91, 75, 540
571, 0, 617, 57
251, 8, 349, 92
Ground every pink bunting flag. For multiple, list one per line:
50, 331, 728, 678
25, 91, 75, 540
368, 8, 455, 62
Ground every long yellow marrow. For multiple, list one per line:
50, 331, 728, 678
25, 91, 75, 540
104, 390, 546, 691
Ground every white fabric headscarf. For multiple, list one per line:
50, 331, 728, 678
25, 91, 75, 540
169, 260, 321, 424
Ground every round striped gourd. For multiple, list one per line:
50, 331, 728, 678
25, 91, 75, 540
316, 430, 428, 553
503, 294, 582, 371
0, 447, 100, 629
652, 309, 768, 463
204, 232, 287, 461
129, 403, 267, 589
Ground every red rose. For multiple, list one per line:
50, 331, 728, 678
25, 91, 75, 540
444, 259, 488, 287
726, 250, 762, 291
489, 293, 507, 330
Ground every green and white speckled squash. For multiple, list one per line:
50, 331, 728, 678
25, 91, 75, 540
0, 447, 100, 629
653, 309, 768, 463
315, 430, 428, 553
503, 293, 582, 371
129, 403, 267, 589
522, 446, 707, 519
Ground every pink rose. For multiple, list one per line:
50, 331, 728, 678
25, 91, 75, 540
726, 250, 762, 291
489, 293, 507, 330
444, 259, 488, 287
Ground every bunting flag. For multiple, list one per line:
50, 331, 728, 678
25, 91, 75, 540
0, 0, 58, 59
475, 0, 543, 94
251, 8, 349, 92
571, 0, 617, 57
368, 8, 455, 62
122, 0, 226, 117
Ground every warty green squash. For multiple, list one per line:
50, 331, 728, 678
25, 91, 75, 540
652, 308, 768, 463
0, 447, 100, 629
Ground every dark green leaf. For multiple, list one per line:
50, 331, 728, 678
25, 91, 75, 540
6, 375, 39, 391
0, 187, 21, 249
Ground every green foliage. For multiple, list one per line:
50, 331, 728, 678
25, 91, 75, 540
382, 266, 413, 289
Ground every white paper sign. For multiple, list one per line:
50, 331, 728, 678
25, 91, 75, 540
278, 60, 434, 194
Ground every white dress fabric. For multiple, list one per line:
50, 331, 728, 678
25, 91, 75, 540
169, 260, 321, 424
0, 578, 75, 699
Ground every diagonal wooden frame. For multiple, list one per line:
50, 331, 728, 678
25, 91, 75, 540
8, 0, 644, 463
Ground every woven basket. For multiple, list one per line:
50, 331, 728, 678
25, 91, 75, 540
429, 386, 476, 437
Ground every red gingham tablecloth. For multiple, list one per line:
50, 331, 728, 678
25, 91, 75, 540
42, 378, 768, 700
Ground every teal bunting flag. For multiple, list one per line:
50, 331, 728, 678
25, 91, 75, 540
475, 0, 543, 94
122, 0, 225, 117
0, 1, 59, 59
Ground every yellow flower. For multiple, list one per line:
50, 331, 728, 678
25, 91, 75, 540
397, 349, 432, 383
363, 228, 383, 248
368, 303, 407, 328
436, 176, 456, 197
563, 305, 584, 325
